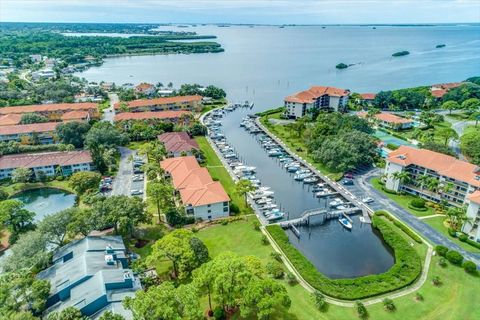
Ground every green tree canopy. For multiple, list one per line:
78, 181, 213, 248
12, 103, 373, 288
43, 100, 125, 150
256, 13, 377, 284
37, 208, 76, 247
1, 230, 50, 272
240, 278, 291, 319
55, 121, 91, 148
0, 199, 35, 242
69, 171, 101, 195
11, 167, 32, 183
441, 100, 461, 114
20, 113, 49, 124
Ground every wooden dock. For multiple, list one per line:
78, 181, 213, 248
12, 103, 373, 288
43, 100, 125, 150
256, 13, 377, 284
279, 207, 361, 228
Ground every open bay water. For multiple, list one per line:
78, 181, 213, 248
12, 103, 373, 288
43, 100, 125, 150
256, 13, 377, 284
78, 24, 480, 111
76, 25, 479, 278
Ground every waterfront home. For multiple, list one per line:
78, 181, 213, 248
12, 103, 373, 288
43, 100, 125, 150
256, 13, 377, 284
0, 150, 94, 180
160, 156, 230, 220
359, 93, 376, 106
31, 69, 55, 81
37, 236, 139, 319
430, 82, 462, 99
284, 86, 350, 118
0, 122, 59, 144
0, 114, 22, 126
113, 110, 192, 123
385, 146, 480, 241
135, 82, 156, 96
358, 111, 413, 130
114, 95, 203, 113
158, 132, 199, 157
0, 102, 98, 120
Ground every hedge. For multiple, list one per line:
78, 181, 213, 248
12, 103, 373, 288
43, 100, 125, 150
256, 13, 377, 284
435, 245, 448, 257
266, 215, 422, 300
408, 204, 428, 212
375, 210, 422, 244
466, 238, 480, 249
445, 250, 463, 265
410, 198, 426, 209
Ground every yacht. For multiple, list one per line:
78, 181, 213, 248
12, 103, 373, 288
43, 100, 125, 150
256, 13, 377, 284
339, 217, 353, 230
294, 173, 312, 181
303, 176, 318, 184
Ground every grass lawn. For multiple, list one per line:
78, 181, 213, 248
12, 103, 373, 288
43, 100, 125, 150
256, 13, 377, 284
423, 216, 480, 254
260, 114, 344, 181
463, 124, 480, 135
370, 177, 434, 217
196, 216, 480, 320
195, 136, 253, 215
1, 179, 75, 196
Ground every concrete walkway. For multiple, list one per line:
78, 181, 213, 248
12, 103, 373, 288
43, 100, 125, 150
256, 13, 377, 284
418, 214, 446, 220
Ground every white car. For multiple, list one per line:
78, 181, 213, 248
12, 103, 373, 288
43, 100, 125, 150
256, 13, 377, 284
131, 189, 143, 196
362, 197, 374, 204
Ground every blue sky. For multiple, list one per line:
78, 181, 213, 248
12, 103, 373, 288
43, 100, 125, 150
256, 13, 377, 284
1, 0, 479, 24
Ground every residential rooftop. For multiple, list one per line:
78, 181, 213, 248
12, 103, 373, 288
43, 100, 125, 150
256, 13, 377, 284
113, 95, 202, 109
360, 93, 376, 100
358, 111, 412, 124
0, 122, 59, 136
387, 146, 480, 187
0, 150, 93, 170
158, 132, 199, 154
468, 190, 480, 205
61, 110, 90, 121
0, 102, 98, 115
160, 156, 230, 206
114, 110, 192, 122
285, 86, 349, 104
0, 114, 22, 126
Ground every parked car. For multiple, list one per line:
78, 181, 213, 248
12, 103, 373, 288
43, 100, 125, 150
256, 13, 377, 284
342, 179, 353, 186
131, 189, 143, 196
344, 173, 354, 179
133, 169, 144, 174
362, 197, 374, 204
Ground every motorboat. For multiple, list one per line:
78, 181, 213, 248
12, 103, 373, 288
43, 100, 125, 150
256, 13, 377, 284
286, 165, 300, 172
296, 169, 311, 175
266, 211, 285, 221
329, 198, 344, 207
260, 203, 278, 211
223, 153, 237, 159
268, 149, 283, 157
303, 176, 318, 184
339, 217, 353, 230
251, 190, 275, 200
294, 173, 312, 181
255, 197, 272, 205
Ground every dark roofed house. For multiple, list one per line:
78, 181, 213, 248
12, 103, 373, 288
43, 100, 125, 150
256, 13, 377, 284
158, 132, 199, 157
37, 236, 140, 319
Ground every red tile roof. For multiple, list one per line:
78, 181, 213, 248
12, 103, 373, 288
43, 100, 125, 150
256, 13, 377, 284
0, 151, 93, 170
160, 156, 230, 206
0, 122, 59, 136
0, 103, 97, 115
431, 89, 447, 98
387, 146, 480, 187
431, 82, 462, 90
114, 110, 192, 122
468, 190, 480, 204
135, 83, 154, 92
61, 110, 90, 121
360, 93, 376, 100
158, 132, 199, 154
0, 114, 22, 126
285, 86, 349, 103
375, 112, 412, 124
114, 95, 202, 109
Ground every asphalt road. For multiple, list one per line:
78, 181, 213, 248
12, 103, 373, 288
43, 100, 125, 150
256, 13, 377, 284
343, 168, 480, 266
110, 147, 145, 197
103, 93, 118, 123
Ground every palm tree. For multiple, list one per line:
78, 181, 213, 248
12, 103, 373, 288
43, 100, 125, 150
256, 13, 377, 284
235, 179, 256, 205
417, 175, 430, 190
392, 171, 411, 187
426, 177, 440, 193
439, 182, 454, 195
445, 206, 469, 231
436, 127, 458, 146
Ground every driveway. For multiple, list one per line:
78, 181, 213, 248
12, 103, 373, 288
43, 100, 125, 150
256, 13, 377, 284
444, 116, 476, 160
344, 168, 480, 266
110, 147, 145, 197
102, 93, 118, 123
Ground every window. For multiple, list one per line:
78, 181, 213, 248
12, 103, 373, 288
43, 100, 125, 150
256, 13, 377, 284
208, 210, 211, 213
207, 204, 211, 208
223, 202, 228, 206
223, 207, 228, 212
186, 208, 194, 215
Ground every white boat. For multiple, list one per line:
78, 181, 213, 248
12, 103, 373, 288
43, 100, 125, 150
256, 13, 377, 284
255, 197, 272, 205
294, 173, 312, 181
266, 211, 285, 221
286, 165, 300, 172
223, 153, 237, 159
251, 190, 275, 199
268, 150, 283, 157
296, 169, 311, 175
260, 203, 278, 211
339, 217, 353, 230
303, 177, 318, 184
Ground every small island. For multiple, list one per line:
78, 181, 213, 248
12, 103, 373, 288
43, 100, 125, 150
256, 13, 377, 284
436, 44, 446, 48
392, 50, 410, 57
336, 63, 349, 69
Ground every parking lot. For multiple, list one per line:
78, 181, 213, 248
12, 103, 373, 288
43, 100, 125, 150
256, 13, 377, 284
109, 147, 145, 198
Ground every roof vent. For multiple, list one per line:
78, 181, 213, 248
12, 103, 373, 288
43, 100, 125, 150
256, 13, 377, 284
123, 271, 132, 280
105, 244, 113, 253
105, 254, 115, 265
397, 155, 406, 160
475, 176, 480, 181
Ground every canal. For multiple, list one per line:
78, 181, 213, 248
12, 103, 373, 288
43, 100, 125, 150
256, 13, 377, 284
221, 108, 394, 279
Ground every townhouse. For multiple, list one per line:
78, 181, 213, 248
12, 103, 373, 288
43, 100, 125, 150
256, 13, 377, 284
430, 82, 463, 99
113, 110, 192, 123
465, 191, 480, 242
384, 146, 480, 241
359, 93, 376, 106
135, 82, 156, 96
0, 150, 94, 180
114, 95, 202, 113
0, 102, 98, 121
38, 236, 139, 319
284, 86, 350, 119
157, 132, 199, 157
160, 156, 230, 220
0, 122, 59, 144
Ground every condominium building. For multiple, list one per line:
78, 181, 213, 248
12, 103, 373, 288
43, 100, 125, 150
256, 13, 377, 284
114, 95, 202, 113
38, 236, 139, 319
160, 156, 230, 220
0, 103, 98, 121
464, 191, 480, 242
0, 150, 94, 180
0, 122, 59, 144
113, 110, 192, 123
384, 146, 480, 241
284, 86, 350, 118
157, 132, 199, 157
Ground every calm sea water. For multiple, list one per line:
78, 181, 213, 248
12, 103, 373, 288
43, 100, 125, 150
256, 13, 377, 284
78, 25, 480, 111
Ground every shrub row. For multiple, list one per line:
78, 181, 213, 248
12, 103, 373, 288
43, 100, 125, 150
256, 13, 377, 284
407, 204, 428, 212
435, 245, 478, 273
375, 210, 423, 243
266, 215, 422, 300
256, 107, 285, 117
410, 198, 426, 209
382, 186, 400, 195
